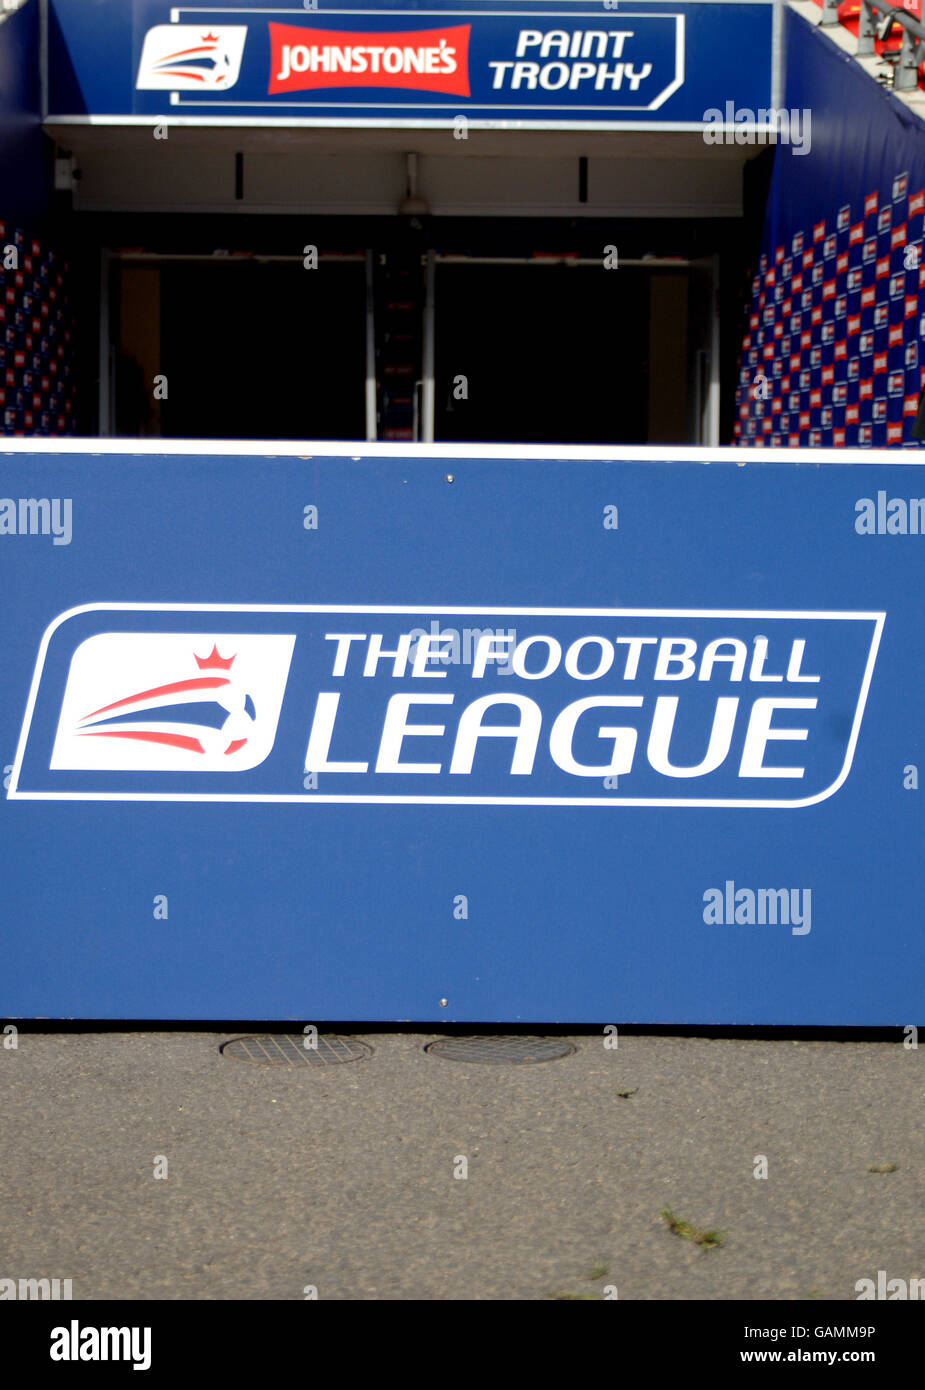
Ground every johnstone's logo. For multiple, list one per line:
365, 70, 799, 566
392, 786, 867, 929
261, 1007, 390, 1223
136, 25, 248, 91
268, 22, 471, 96
8, 606, 883, 806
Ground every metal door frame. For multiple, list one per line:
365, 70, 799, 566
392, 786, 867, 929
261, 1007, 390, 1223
99, 249, 374, 440
423, 253, 718, 447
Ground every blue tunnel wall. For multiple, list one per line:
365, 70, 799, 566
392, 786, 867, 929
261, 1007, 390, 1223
734, 8, 925, 448
1, 0, 76, 435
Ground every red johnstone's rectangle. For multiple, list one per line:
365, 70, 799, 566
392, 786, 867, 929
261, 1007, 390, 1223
267, 22, 471, 96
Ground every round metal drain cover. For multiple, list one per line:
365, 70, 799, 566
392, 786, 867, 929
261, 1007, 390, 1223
424, 1036, 576, 1065
221, 1035, 372, 1066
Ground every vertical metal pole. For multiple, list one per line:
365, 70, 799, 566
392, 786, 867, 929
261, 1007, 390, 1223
706, 254, 721, 447
897, 29, 920, 89
819, 0, 842, 24
422, 249, 435, 443
39, 0, 49, 119
858, 0, 877, 55
364, 248, 377, 441
771, 0, 784, 111
693, 350, 704, 445
98, 249, 112, 437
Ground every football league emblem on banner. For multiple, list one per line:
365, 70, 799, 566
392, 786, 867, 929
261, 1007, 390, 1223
136, 26, 248, 91
49, 633, 294, 772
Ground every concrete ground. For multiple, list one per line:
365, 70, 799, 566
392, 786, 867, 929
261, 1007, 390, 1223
0, 1029, 921, 1301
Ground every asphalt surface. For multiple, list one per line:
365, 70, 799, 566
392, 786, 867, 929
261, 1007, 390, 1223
0, 1030, 921, 1300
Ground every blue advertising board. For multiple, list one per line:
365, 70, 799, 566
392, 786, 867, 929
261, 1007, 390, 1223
46, 0, 776, 129
0, 441, 923, 1023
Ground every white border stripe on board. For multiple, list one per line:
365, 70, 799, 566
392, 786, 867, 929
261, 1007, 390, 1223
2, 439, 925, 464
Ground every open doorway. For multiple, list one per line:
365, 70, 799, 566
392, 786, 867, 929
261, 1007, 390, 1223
429, 256, 716, 446
109, 254, 369, 440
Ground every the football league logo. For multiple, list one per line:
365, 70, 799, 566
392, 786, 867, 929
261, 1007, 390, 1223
136, 26, 248, 91
50, 633, 294, 772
